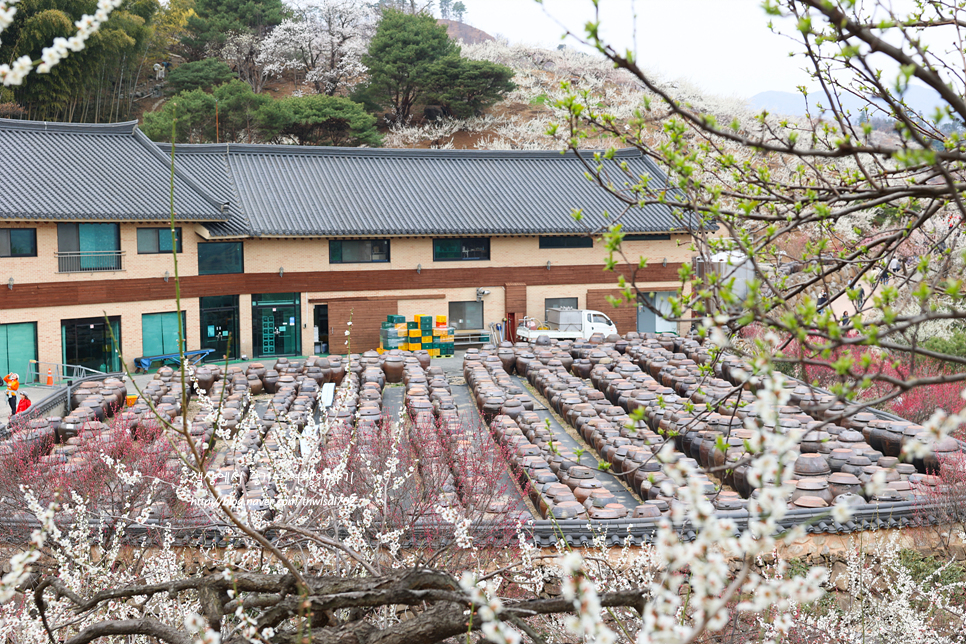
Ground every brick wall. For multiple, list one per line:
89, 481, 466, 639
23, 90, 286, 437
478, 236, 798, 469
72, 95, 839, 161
326, 299, 398, 355
586, 289, 637, 335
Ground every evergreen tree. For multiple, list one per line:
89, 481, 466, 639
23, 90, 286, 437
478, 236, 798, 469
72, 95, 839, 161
359, 9, 513, 123
427, 57, 515, 118
166, 57, 236, 94
361, 9, 456, 123
260, 94, 382, 146
181, 0, 285, 58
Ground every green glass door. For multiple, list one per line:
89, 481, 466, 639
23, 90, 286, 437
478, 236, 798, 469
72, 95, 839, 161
252, 293, 300, 358
142, 312, 185, 357
200, 296, 239, 360
62, 317, 121, 372
0, 322, 37, 380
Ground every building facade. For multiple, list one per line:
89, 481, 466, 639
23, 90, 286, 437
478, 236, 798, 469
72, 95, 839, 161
0, 119, 691, 376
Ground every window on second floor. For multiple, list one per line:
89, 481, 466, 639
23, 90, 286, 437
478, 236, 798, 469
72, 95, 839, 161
0, 228, 37, 257
623, 234, 671, 241
538, 236, 593, 249
329, 239, 389, 264
57, 223, 121, 271
198, 241, 244, 275
433, 238, 490, 261
138, 227, 183, 254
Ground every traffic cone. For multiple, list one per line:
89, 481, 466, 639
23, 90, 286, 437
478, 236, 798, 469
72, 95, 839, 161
46, 368, 53, 386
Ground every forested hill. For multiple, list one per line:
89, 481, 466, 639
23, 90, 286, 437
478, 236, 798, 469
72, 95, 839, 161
0, 0, 517, 146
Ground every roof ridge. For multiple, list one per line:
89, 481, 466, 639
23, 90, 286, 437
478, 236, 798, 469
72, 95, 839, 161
133, 129, 230, 218
158, 141, 645, 160
0, 117, 138, 135
221, 143, 255, 236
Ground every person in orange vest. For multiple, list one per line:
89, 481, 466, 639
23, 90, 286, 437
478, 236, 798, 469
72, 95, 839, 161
3, 372, 19, 416
15, 394, 30, 414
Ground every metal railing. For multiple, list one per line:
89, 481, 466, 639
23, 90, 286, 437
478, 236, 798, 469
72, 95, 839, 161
27, 360, 104, 385
56, 250, 124, 273
0, 371, 121, 439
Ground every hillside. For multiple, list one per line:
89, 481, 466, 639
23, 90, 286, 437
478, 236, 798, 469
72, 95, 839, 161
438, 18, 495, 45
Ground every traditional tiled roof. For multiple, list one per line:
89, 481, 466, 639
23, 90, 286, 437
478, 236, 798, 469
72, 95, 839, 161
160, 143, 698, 238
0, 117, 695, 236
0, 119, 227, 222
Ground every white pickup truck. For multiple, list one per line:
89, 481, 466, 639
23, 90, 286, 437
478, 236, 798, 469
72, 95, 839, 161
515, 308, 618, 341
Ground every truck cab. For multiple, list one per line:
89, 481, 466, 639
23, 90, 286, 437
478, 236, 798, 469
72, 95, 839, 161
582, 310, 617, 338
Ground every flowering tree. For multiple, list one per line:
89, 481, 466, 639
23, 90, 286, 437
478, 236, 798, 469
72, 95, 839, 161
548, 0, 966, 427
212, 32, 272, 94
259, 0, 372, 96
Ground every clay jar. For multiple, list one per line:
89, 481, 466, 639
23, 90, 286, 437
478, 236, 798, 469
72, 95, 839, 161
194, 367, 215, 394
841, 454, 872, 478
920, 436, 961, 474
790, 478, 833, 505
383, 356, 404, 384
262, 370, 279, 394
828, 472, 862, 498
827, 449, 854, 472
573, 478, 603, 503
794, 453, 831, 479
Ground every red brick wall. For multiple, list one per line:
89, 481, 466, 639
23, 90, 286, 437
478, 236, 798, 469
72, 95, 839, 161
327, 299, 398, 354
586, 289, 637, 335
505, 282, 527, 343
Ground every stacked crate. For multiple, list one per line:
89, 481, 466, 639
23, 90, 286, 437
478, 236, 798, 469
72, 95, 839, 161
379, 315, 409, 352
379, 314, 454, 356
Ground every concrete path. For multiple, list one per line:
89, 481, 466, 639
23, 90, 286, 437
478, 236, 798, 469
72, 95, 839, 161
0, 383, 61, 425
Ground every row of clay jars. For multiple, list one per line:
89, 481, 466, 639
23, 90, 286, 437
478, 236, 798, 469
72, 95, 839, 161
527, 354, 672, 504
530, 349, 677, 501
464, 355, 627, 520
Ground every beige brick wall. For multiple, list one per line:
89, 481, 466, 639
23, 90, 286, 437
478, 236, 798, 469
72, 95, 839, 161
2, 226, 690, 285
1, 225, 695, 359
0, 298, 198, 371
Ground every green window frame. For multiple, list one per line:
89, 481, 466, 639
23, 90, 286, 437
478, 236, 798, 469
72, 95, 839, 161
329, 239, 390, 263
0, 229, 37, 257
198, 241, 244, 275
138, 227, 182, 254
538, 236, 593, 249
433, 238, 490, 261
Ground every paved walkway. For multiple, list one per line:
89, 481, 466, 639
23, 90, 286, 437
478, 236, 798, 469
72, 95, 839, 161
0, 383, 61, 425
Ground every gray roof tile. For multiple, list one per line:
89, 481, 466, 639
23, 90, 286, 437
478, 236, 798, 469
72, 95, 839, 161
0, 119, 226, 222
161, 143, 696, 238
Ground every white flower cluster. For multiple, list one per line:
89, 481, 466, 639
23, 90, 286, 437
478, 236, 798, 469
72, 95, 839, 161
0, 0, 124, 86
459, 572, 522, 644
0, 0, 20, 31
437, 505, 474, 550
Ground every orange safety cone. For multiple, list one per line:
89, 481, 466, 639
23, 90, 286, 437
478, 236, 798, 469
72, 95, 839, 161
46, 368, 53, 386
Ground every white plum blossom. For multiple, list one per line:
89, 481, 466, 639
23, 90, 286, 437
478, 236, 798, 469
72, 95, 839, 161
259, 0, 372, 95
0, 0, 125, 84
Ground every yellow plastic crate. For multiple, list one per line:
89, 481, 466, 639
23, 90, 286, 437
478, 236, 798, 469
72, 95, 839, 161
395, 323, 408, 332
435, 315, 447, 326
422, 336, 432, 343
432, 328, 443, 336
409, 329, 421, 338
400, 342, 409, 351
